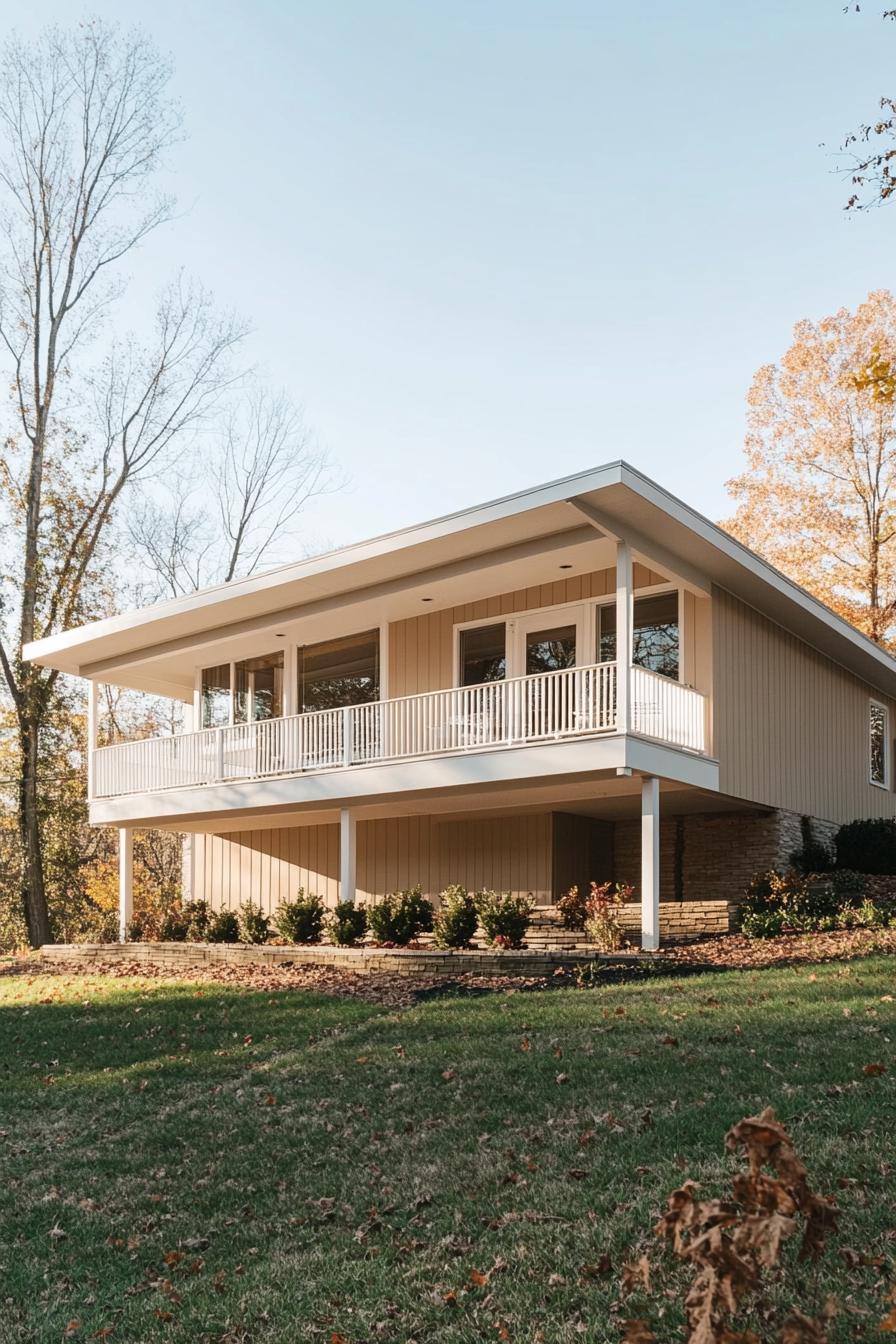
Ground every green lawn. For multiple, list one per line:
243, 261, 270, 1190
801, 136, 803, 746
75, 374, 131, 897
0, 959, 893, 1343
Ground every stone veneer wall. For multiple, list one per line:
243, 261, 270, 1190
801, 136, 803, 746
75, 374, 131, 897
613, 808, 841, 907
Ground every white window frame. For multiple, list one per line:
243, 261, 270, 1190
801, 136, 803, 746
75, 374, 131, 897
195, 651, 286, 729
453, 597, 597, 687
194, 626, 386, 726
594, 584, 685, 684
869, 699, 890, 789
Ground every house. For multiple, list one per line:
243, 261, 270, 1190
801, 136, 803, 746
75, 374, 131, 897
24, 461, 896, 949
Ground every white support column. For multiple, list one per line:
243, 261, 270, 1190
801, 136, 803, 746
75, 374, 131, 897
283, 642, 298, 718
615, 540, 633, 734
641, 775, 660, 952
339, 808, 357, 905
86, 680, 100, 800
119, 827, 134, 943
181, 834, 195, 903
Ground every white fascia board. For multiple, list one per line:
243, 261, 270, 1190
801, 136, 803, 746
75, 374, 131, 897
615, 463, 896, 694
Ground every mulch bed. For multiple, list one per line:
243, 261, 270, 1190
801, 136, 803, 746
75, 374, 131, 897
660, 924, 896, 969
1, 926, 893, 1007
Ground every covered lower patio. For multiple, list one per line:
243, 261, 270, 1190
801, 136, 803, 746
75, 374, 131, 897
112, 771, 765, 951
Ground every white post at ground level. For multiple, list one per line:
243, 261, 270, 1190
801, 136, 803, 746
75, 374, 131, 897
340, 808, 357, 904
119, 827, 133, 943
641, 775, 660, 952
615, 541, 632, 734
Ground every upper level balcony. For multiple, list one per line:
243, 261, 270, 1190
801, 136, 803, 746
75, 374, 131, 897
90, 660, 708, 801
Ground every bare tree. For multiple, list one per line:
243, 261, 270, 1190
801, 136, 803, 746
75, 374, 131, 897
0, 22, 245, 946
842, 8, 896, 210
128, 384, 337, 597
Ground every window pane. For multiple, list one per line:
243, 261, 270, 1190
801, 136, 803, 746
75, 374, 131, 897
460, 623, 506, 685
633, 593, 679, 679
298, 630, 379, 712
870, 703, 887, 785
201, 664, 231, 728
234, 652, 284, 723
526, 625, 577, 675
598, 605, 616, 663
596, 594, 680, 679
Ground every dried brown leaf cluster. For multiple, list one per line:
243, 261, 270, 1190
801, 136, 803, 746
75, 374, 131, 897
625, 1108, 843, 1344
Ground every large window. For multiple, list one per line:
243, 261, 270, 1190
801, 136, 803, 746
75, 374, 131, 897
298, 630, 379, 712
200, 664, 231, 728
525, 624, 577, 675
459, 623, 506, 686
870, 700, 889, 787
597, 592, 680, 680
235, 652, 283, 723
201, 652, 284, 727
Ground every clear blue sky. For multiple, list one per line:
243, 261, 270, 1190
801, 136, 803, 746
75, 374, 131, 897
11, 0, 896, 549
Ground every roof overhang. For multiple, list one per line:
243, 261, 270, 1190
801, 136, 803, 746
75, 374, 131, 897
24, 459, 896, 700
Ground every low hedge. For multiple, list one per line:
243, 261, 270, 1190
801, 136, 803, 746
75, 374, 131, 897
738, 868, 895, 938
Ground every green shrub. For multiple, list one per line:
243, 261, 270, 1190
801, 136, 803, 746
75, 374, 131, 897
474, 890, 533, 949
158, 907, 190, 941
238, 902, 270, 944
835, 817, 896, 874
184, 899, 212, 942
738, 868, 876, 937
76, 907, 120, 943
207, 909, 240, 943
367, 886, 434, 945
739, 907, 786, 938
327, 901, 367, 947
275, 890, 325, 944
583, 881, 633, 952
433, 885, 478, 948
557, 884, 588, 931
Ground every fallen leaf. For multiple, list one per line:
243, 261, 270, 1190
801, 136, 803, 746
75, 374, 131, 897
621, 1255, 651, 1296
620, 1323, 656, 1343
863, 1062, 887, 1077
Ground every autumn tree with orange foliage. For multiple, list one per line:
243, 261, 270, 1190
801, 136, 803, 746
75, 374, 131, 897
726, 290, 896, 650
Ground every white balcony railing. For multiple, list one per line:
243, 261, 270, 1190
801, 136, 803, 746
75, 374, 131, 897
630, 664, 707, 753
91, 661, 706, 800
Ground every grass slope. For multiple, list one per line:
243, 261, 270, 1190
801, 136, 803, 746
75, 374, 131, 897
0, 959, 893, 1343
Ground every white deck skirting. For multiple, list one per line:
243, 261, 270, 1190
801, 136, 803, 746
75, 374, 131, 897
92, 662, 707, 801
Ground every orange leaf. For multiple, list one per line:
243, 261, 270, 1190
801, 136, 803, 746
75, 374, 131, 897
863, 1062, 886, 1077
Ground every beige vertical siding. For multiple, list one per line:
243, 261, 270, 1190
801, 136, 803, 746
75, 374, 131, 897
193, 812, 554, 913
388, 564, 665, 697
713, 586, 896, 824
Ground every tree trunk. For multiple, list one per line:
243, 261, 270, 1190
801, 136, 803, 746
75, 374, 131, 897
18, 714, 52, 948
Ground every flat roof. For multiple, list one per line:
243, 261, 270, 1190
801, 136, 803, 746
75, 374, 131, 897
24, 459, 896, 699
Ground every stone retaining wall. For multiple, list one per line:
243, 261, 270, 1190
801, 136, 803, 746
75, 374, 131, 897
40, 941, 632, 978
